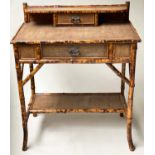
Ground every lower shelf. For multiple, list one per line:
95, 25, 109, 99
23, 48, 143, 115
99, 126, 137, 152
29, 93, 127, 113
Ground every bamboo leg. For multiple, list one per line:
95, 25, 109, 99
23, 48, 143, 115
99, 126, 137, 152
126, 44, 137, 151
14, 46, 28, 151
127, 86, 135, 151
29, 64, 35, 95
129, 63, 131, 79
120, 63, 126, 117
18, 67, 28, 151
29, 64, 37, 117
121, 63, 126, 95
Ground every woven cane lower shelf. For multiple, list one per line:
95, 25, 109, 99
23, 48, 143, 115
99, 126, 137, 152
29, 93, 127, 113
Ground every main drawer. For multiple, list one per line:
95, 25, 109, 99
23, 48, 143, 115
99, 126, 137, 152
55, 13, 96, 26
41, 44, 108, 58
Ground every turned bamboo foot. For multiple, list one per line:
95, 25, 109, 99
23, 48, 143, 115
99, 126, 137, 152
120, 113, 124, 117
22, 126, 28, 151
127, 119, 135, 151
33, 113, 38, 117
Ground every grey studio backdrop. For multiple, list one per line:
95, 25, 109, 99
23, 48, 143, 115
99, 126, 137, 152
10, 0, 144, 155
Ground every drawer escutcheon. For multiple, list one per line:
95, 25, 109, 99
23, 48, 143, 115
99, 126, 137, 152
69, 47, 80, 56
71, 16, 81, 24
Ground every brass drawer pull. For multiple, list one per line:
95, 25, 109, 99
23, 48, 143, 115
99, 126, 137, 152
69, 47, 80, 56
71, 16, 81, 24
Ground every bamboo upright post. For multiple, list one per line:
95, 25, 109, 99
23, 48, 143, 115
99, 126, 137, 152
120, 63, 126, 117
126, 1, 130, 21
23, 3, 30, 23
14, 45, 28, 151
29, 64, 38, 117
29, 64, 35, 95
126, 43, 137, 151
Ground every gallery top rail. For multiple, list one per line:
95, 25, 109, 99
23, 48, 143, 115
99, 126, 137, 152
23, 2, 130, 14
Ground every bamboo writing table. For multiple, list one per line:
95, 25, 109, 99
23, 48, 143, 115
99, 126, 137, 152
11, 2, 141, 151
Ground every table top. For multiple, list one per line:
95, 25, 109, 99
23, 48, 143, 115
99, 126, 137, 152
11, 22, 141, 44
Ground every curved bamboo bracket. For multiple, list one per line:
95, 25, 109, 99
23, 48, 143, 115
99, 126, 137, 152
106, 63, 130, 86
22, 63, 44, 86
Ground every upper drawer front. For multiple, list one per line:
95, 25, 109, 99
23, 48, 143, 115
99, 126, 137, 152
42, 44, 108, 58
56, 13, 95, 25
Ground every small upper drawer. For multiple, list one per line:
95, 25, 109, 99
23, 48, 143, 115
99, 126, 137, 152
54, 13, 96, 26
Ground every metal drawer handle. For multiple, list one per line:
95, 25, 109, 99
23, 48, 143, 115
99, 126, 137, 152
71, 16, 81, 24
69, 47, 80, 56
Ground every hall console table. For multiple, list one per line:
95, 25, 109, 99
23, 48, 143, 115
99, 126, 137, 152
11, 2, 141, 151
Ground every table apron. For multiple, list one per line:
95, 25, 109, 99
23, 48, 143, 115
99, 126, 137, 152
14, 43, 136, 63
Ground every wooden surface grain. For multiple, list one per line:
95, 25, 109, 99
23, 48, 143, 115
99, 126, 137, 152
11, 22, 141, 44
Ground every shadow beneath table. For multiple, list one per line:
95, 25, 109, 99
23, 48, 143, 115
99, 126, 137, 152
30, 113, 127, 147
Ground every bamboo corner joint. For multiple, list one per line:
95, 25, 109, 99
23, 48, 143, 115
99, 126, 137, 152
11, 1, 141, 151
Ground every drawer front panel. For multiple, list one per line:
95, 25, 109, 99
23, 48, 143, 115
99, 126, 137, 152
18, 44, 37, 59
113, 44, 130, 58
42, 44, 108, 58
56, 13, 95, 25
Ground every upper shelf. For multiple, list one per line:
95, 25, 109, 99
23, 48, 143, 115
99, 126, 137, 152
22, 2, 130, 26
24, 3, 129, 14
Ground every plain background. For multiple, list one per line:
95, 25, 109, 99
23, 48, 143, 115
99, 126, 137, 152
10, 0, 144, 155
